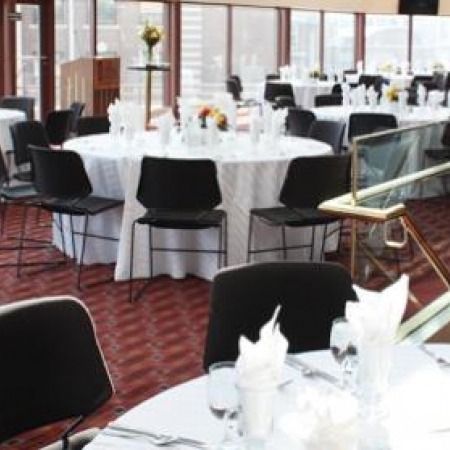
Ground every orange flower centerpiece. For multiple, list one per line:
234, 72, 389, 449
140, 22, 164, 63
198, 105, 228, 131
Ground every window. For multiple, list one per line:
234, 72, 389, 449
96, 1, 165, 107
291, 10, 320, 75
232, 7, 277, 92
324, 13, 355, 76
181, 4, 227, 100
412, 15, 450, 73
97, 0, 116, 25
365, 15, 408, 73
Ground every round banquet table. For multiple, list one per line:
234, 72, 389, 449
0, 107, 26, 153
311, 104, 450, 147
62, 131, 333, 281
265, 79, 334, 109
86, 344, 450, 450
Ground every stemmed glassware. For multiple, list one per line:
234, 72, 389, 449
330, 317, 358, 389
207, 361, 240, 448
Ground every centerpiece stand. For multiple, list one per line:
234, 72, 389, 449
127, 63, 170, 129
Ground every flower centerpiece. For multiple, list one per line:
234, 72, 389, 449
385, 86, 399, 102
378, 62, 394, 74
140, 22, 164, 63
197, 105, 228, 131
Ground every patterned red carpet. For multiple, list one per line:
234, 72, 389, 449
0, 197, 449, 449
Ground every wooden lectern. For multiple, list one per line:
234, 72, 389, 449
60, 57, 120, 115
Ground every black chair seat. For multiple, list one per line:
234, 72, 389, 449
425, 148, 450, 160
251, 206, 338, 227
29, 146, 123, 289
12, 171, 33, 183
0, 183, 37, 201
137, 208, 226, 229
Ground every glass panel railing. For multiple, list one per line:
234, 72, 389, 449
320, 120, 450, 343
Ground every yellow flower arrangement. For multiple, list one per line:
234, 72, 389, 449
385, 86, 399, 102
198, 105, 228, 131
140, 22, 164, 48
379, 62, 394, 73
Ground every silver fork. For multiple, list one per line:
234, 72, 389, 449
419, 344, 450, 368
105, 424, 212, 449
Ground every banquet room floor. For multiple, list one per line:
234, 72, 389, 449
1, 196, 450, 449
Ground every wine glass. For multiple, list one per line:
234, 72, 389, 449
330, 317, 358, 389
207, 361, 240, 447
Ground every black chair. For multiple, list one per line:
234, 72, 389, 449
247, 154, 351, 262
0, 95, 35, 120
331, 83, 343, 95
0, 295, 113, 449
263, 82, 295, 105
348, 112, 398, 143
9, 120, 50, 182
314, 94, 343, 107
358, 74, 383, 92
45, 109, 73, 147
203, 261, 357, 370
230, 75, 243, 95
29, 146, 123, 289
226, 78, 259, 109
343, 69, 357, 83
308, 120, 346, 155
266, 73, 280, 81
129, 156, 228, 302
76, 116, 110, 136
285, 108, 316, 137
68, 102, 85, 134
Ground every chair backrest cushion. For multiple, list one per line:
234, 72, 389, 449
76, 116, 110, 136
45, 109, 73, 145
348, 112, 398, 141
0, 96, 35, 120
0, 296, 113, 442
137, 156, 222, 211
286, 108, 316, 137
10, 120, 50, 166
280, 154, 351, 209
203, 261, 357, 370
308, 119, 346, 155
30, 146, 92, 198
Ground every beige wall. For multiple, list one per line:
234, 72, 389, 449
181, 0, 450, 15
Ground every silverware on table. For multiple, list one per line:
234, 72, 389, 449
285, 354, 342, 388
418, 344, 450, 368
105, 424, 212, 449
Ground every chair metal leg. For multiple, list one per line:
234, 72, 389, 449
58, 213, 67, 256
246, 214, 254, 263
129, 221, 137, 302
149, 226, 154, 279
217, 225, 222, 270
16, 204, 29, 278
77, 214, 89, 290
69, 215, 77, 261
223, 216, 228, 267
320, 224, 328, 261
281, 226, 287, 259
310, 226, 316, 260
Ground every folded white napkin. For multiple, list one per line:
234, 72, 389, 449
157, 112, 174, 148
397, 90, 408, 113
342, 83, 351, 106
279, 387, 358, 450
367, 86, 378, 108
417, 84, 427, 107
270, 108, 288, 140
249, 110, 262, 145
346, 274, 409, 345
427, 90, 445, 109
107, 98, 122, 136
236, 305, 288, 389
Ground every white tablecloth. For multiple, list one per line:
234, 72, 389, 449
0, 108, 26, 153
86, 344, 450, 450
267, 80, 334, 109
62, 131, 333, 281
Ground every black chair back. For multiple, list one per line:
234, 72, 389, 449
348, 112, 398, 142
10, 120, 49, 167
0, 296, 113, 443
358, 75, 383, 92
308, 119, 346, 155
69, 101, 86, 133
442, 122, 450, 147
45, 109, 73, 145
314, 94, 343, 107
264, 82, 294, 103
137, 156, 222, 211
280, 154, 351, 209
226, 78, 241, 102
266, 73, 280, 81
0, 96, 35, 120
76, 116, 110, 136
286, 108, 316, 137
30, 146, 92, 199
230, 75, 243, 93
204, 261, 357, 369
274, 95, 296, 109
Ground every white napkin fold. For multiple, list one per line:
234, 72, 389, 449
236, 305, 288, 388
397, 90, 408, 112
270, 108, 288, 140
427, 90, 445, 109
367, 86, 378, 108
417, 84, 427, 107
107, 98, 122, 136
346, 274, 409, 346
157, 112, 174, 148
279, 387, 358, 450
342, 83, 351, 106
